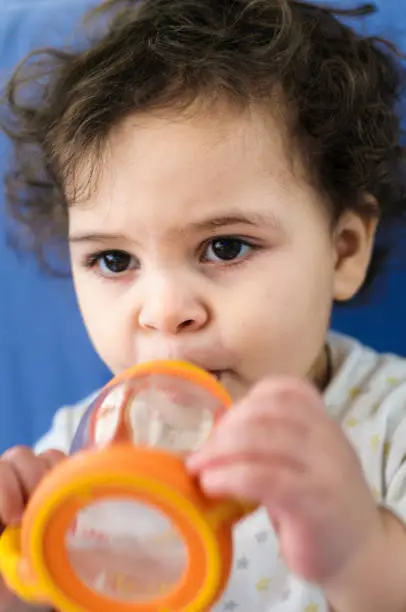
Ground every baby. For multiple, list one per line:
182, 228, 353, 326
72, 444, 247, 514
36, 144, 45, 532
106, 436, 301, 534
1, 0, 406, 610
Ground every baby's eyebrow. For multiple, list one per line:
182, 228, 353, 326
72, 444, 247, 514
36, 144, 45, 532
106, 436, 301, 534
187, 211, 282, 232
68, 231, 132, 244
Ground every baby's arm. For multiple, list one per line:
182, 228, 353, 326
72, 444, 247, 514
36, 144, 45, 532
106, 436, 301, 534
323, 506, 406, 612
327, 411, 406, 612
323, 396, 406, 612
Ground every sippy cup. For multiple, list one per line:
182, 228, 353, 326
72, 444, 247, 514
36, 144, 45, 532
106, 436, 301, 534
0, 360, 252, 612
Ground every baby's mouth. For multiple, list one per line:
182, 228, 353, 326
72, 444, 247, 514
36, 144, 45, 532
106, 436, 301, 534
208, 370, 226, 381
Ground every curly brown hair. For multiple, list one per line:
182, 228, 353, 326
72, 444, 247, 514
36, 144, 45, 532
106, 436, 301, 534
1, 0, 405, 288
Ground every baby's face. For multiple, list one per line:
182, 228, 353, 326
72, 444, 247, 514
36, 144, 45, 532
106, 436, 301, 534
68, 103, 374, 402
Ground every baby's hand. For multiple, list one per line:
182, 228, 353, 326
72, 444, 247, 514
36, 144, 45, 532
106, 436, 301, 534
187, 378, 381, 587
0, 446, 65, 527
0, 446, 65, 610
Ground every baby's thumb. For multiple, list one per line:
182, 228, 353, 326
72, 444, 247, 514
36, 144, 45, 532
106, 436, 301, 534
39, 448, 67, 468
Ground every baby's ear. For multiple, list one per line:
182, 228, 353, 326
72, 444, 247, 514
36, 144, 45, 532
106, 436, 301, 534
332, 197, 379, 301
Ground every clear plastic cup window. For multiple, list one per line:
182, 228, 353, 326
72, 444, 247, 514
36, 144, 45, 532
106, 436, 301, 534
66, 498, 187, 602
72, 372, 226, 457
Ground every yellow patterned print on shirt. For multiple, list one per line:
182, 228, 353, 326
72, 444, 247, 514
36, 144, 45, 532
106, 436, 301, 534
256, 577, 272, 591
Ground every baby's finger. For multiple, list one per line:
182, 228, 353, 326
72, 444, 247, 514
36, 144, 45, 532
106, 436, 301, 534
1, 447, 49, 508
209, 376, 319, 440
188, 416, 307, 473
198, 458, 302, 512
0, 460, 25, 525
39, 449, 66, 469
232, 377, 325, 427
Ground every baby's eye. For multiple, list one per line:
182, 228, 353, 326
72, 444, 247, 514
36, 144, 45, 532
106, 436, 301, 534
88, 250, 138, 276
202, 238, 253, 263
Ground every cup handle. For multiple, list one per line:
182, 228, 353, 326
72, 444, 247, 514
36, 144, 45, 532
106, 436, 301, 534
0, 526, 48, 605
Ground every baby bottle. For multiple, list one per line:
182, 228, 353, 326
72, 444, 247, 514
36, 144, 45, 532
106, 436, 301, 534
0, 361, 252, 612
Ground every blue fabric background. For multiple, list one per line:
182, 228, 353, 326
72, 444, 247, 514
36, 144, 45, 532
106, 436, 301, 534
0, 0, 405, 452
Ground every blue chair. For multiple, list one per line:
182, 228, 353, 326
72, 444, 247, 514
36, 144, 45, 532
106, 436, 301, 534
0, 0, 405, 453
0, 0, 110, 452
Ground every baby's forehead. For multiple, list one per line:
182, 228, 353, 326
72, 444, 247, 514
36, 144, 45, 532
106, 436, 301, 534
68, 105, 316, 229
